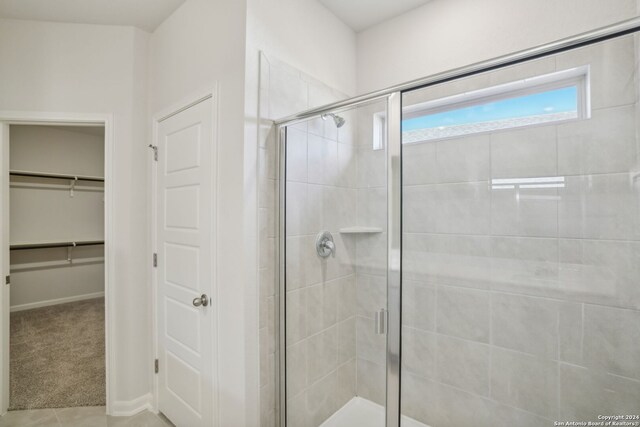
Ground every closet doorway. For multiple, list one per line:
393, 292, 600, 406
0, 114, 114, 416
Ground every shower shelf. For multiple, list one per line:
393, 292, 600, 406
339, 227, 383, 234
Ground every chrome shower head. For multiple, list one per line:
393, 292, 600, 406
322, 113, 346, 128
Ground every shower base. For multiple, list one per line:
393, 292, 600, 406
320, 396, 429, 427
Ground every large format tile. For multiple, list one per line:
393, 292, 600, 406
558, 238, 640, 310
322, 186, 356, 232
285, 181, 307, 237
306, 326, 338, 384
557, 105, 636, 175
488, 236, 560, 295
402, 281, 436, 331
336, 360, 356, 409
491, 292, 581, 359
403, 134, 490, 185
306, 370, 339, 427
354, 233, 386, 276
582, 304, 640, 380
489, 402, 553, 427
0, 409, 59, 427
356, 187, 386, 230
402, 327, 436, 380
336, 275, 356, 322
307, 134, 338, 186
490, 348, 558, 419
286, 288, 307, 344
356, 316, 386, 365
560, 363, 640, 421
54, 407, 107, 427
356, 274, 386, 318
436, 335, 490, 396
403, 233, 491, 288
401, 373, 438, 426
287, 340, 307, 398
306, 281, 337, 336
356, 359, 386, 406
336, 143, 356, 188
436, 285, 490, 343
491, 125, 557, 179
404, 182, 490, 235
286, 128, 308, 183
356, 146, 386, 189
490, 186, 558, 238
430, 381, 493, 427
559, 173, 640, 241
337, 317, 356, 364
108, 411, 173, 426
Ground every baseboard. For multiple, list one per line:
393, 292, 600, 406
10, 291, 105, 312
110, 393, 153, 417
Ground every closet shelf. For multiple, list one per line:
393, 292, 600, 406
10, 170, 104, 182
10, 240, 104, 251
339, 227, 383, 234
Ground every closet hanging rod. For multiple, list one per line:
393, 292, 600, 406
10, 240, 104, 251
9, 170, 105, 182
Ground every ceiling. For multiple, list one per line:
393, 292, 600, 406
318, 0, 431, 32
0, 0, 185, 32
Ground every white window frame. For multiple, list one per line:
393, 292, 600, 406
373, 111, 387, 151
402, 66, 591, 144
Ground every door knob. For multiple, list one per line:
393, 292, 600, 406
193, 294, 209, 307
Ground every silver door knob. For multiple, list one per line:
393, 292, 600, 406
193, 294, 209, 307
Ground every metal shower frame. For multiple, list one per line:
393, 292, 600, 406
275, 16, 640, 427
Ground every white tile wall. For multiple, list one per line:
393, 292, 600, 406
258, 53, 353, 427
263, 34, 640, 427
400, 34, 640, 426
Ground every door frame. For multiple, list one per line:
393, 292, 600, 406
150, 87, 219, 425
0, 111, 115, 415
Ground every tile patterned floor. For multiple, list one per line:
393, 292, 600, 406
0, 406, 173, 427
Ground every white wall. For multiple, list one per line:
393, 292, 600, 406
244, 1, 358, 424
0, 18, 151, 408
246, 0, 357, 98
148, 0, 257, 425
356, 0, 639, 93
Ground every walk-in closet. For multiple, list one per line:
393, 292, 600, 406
7, 125, 105, 410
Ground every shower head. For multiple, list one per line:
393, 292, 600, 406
322, 113, 346, 128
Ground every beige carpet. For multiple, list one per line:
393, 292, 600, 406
9, 297, 106, 410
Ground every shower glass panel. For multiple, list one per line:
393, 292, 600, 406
400, 33, 640, 426
283, 98, 390, 427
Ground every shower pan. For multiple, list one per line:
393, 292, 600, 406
277, 17, 640, 427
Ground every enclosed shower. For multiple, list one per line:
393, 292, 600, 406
275, 20, 640, 427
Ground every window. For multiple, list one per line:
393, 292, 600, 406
402, 67, 590, 143
372, 111, 387, 151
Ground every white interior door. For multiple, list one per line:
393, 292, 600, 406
156, 97, 215, 427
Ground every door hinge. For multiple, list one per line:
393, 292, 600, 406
148, 144, 158, 161
5, 275, 9, 285
154, 358, 159, 374
153, 253, 157, 267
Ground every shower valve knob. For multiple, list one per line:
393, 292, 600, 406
315, 231, 335, 258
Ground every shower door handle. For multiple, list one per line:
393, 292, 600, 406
374, 309, 387, 335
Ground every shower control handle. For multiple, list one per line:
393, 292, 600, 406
192, 294, 209, 307
315, 231, 335, 258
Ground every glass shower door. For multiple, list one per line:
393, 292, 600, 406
283, 98, 391, 427
400, 33, 640, 427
